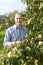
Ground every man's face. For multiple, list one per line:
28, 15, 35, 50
14, 14, 22, 27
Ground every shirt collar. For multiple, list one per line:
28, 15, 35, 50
14, 24, 17, 28
14, 24, 23, 29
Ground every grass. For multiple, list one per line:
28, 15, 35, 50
0, 30, 5, 54
0, 30, 5, 43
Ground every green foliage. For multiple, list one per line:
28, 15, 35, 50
22, 0, 43, 65
0, 0, 43, 65
0, 39, 43, 65
0, 11, 17, 31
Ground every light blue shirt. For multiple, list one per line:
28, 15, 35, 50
3, 24, 28, 47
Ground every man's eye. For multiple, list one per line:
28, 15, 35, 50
16, 18, 22, 19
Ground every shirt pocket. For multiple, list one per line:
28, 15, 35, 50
12, 33, 17, 41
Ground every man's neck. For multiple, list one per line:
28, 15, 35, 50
16, 25, 23, 28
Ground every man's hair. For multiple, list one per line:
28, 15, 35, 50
14, 12, 23, 17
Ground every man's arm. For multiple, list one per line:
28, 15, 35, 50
3, 29, 14, 48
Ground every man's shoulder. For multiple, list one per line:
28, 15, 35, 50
6, 25, 15, 33
23, 27, 28, 33
23, 27, 28, 31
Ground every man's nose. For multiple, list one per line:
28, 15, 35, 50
18, 19, 20, 22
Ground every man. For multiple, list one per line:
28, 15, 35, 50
3, 13, 28, 48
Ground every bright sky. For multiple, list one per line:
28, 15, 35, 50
0, 0, 26, 15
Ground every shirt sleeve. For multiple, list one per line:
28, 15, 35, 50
3, 28, 14, 48
25, 28, 28, 35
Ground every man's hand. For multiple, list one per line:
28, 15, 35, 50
16, 41, 22, 44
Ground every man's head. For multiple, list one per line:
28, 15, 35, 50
14, 13, 23, 27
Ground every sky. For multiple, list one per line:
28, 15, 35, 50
0, 0, 26, 15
